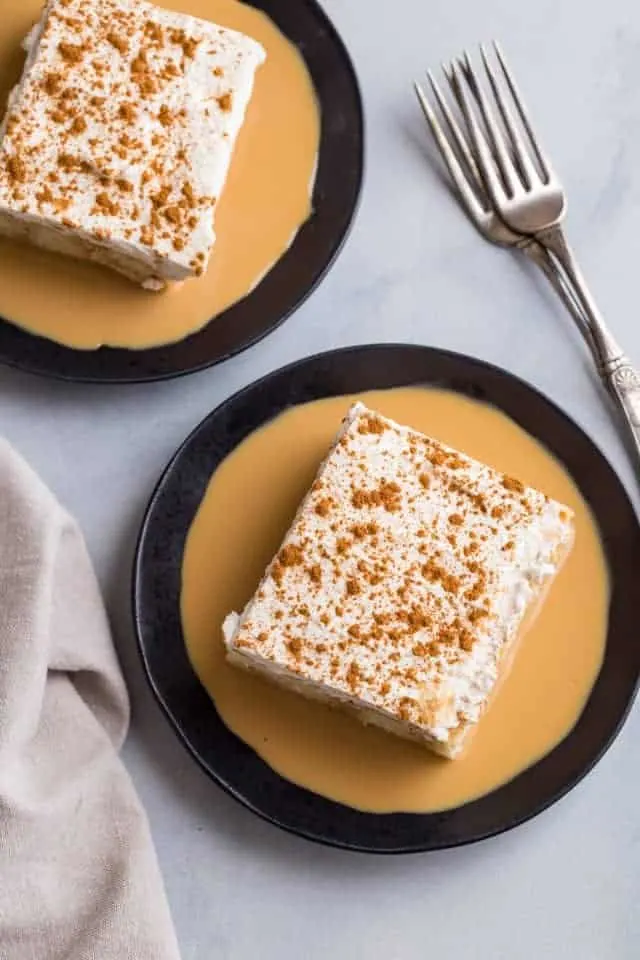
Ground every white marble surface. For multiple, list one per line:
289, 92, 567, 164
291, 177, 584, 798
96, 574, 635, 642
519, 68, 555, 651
2, 0, 639, 956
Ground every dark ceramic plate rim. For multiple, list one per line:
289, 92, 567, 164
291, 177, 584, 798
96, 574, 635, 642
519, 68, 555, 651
0, 0, 364, 383
133, 344, 640, 853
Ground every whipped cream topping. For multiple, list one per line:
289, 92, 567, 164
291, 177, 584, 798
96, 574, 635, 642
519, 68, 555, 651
224, 402, 575, 758
0, 0, 265, 287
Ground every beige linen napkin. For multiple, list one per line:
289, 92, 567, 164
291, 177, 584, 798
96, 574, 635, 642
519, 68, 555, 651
0, 439, 181, 960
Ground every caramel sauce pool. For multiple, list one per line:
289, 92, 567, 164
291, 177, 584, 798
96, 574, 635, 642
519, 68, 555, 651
181, 389, 609, 814
0, 0, 319, 349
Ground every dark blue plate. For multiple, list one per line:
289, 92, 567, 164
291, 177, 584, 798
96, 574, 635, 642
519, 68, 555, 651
133, 344, 640, 852
0, 0, 363, 382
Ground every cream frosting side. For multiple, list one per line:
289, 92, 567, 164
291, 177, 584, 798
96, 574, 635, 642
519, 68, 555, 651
224, 626, 457, 757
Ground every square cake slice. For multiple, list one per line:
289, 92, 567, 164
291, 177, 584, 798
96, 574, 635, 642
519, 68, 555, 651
223, 402, 575, 759
0, 0, 266, 289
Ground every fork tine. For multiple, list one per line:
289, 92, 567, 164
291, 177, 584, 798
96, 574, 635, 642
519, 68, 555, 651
493, 41, 554, 182
479, 44, 539, 190
458, 51, 520, 197
447, 60, 507, 208
427, 68, 480, 186
413, 81, 487, 223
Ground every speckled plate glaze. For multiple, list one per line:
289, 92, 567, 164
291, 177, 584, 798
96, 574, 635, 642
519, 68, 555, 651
133, 344, 640, 852
0, 0, 363, 383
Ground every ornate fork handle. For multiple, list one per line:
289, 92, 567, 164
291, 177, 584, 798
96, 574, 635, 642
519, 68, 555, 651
537, 224, 640, 459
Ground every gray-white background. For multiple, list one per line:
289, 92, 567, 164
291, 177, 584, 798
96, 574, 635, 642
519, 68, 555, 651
2, 0, 639, 956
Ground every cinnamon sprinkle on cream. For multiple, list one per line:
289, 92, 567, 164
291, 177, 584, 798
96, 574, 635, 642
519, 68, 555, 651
0, 0, 266, 289
219, 401, 574, 759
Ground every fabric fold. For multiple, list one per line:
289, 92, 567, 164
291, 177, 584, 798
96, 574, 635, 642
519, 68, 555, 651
0, 438, 180, 960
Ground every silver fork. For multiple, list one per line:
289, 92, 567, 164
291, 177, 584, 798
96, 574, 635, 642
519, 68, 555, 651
448, 43, 640, 461
413, 75, 592, 350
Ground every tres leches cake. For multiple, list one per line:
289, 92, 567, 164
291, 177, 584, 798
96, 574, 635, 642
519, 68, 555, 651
0, 0, 266, 289
223, 402, 575, 759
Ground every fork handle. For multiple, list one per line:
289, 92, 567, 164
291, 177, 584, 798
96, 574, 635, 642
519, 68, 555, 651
518, 239, 596, 353
536, 225, 640, 460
